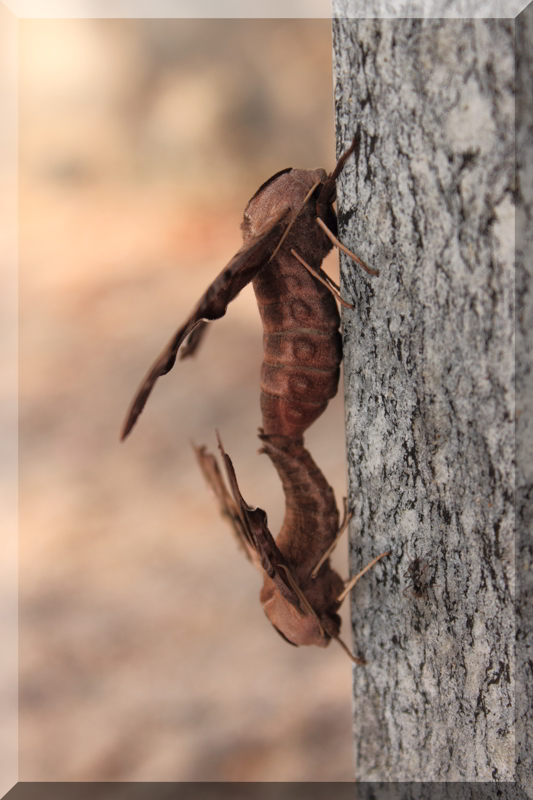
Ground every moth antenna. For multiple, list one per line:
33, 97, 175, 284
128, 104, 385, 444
337, 551, 390, 605
315, 217, 379, 277
215, 428, 224, 453
268, 180, 322, 263
290, 248, 354, 310
333, 634, 366, 665
311, 507, 353, 579
339, 497, 350, 530
316, 129, 361, 211
327, 132, 360, 188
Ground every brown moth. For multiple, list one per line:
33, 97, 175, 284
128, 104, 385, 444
195, 431, 389, 662
120, 132, 377, 441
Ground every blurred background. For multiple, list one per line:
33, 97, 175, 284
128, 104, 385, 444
19, 18, 354, 781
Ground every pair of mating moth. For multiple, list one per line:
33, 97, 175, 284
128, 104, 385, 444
121, 134, 389, 662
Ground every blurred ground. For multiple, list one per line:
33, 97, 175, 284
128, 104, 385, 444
18, 18, 355, 781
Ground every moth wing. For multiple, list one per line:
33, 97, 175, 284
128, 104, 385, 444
193, 443, 255, 564
120, 207, 290, 440
216, 433, 302, 609
178, 320, 209, 360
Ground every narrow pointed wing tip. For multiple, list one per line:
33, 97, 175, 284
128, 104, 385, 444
120, 323, 189, 440
119, 383, 151, 442
120, 414, 135, 441
120, 393, 147, 441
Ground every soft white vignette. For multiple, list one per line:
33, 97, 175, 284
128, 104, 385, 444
1, 0, 530, 19
3, 0, 529, 794
0, 3, 18, 798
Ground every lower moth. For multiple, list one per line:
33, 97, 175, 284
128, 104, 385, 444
195, 432, 389, 662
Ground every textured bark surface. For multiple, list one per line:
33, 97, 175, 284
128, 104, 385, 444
516, 2, 533, 796
333, 16, 517, 783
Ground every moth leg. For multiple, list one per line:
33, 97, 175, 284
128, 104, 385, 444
338, 495, 351, 531
276, 563, 367, 665
332, 634, 366, 666
290, 248, 354, 309
315, 217, 379, 277
336, 550, 390, 605
268, 180, 322, 264
311, 498, 353, 579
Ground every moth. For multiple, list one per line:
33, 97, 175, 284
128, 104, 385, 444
195, 431, 389, 662
120, 131, 377, 441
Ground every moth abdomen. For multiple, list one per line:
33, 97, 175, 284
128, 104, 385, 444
253, 250, 342, 439
259, 365, 339, 440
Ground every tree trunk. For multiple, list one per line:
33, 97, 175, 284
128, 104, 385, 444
516, 2, 533, 796
332, 13, 520, 786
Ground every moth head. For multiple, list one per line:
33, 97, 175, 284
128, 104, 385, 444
259, 571, 339, 649
242, 167, 329, 242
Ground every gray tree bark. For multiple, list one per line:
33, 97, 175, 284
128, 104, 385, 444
332, 13, 521, 787
516, 2, 533, 796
